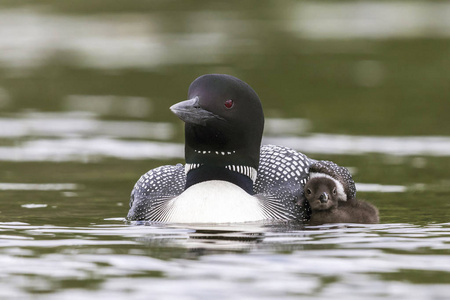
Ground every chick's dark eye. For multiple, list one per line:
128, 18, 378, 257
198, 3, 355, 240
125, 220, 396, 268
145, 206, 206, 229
306, 189, 312, 195
224, 99, 234, 109
332, 187, 337, 195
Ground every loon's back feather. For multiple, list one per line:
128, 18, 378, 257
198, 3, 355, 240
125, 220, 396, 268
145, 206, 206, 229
128, 145, 312, 222
254, 144, 311, 220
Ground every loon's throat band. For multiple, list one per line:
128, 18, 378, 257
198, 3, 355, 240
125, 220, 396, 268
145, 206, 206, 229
185, 163, 203, 174
225, 165, 257, 182
185, 163, 257, 183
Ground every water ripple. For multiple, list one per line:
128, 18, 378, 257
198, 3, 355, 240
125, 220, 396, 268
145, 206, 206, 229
0, 222, 450, 299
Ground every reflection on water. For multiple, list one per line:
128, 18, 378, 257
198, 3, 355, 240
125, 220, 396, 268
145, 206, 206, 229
0, 137, 183, 162
21, 204, 48, 208
64, 95, 153, 118
0, 9, 161, 70
290, 2, 450, 39
1, 113, 450, 161
2, 2, 450, 70
0, 183, 78, 191
1, 222, 450, 299
0, 8, 230, 70
265, 135, 450, 156
355, 183, 406, 193
0, 112, 174, 139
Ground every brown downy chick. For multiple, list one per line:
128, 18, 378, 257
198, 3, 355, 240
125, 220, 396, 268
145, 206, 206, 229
303, 175, 379, 225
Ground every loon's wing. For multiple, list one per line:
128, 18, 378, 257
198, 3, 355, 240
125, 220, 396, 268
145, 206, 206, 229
128, 164, 185, 221
255, 144, 313, 221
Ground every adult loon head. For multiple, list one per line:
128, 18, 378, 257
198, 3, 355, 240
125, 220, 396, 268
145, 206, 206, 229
170, 74, 264, 194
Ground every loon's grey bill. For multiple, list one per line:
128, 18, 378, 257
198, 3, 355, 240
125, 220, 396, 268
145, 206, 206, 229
170, 97, 223, 126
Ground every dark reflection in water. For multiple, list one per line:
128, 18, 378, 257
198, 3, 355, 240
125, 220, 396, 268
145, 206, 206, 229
1, 219, 450, 298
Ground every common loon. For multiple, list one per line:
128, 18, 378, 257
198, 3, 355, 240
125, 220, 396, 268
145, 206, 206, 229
298, 160, 379, 224
128, 74, 312, 223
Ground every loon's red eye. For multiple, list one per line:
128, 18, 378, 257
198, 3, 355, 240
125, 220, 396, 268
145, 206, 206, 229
224, 99, 234, 109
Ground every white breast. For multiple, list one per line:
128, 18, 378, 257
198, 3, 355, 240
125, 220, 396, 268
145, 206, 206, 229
163, 180, 267, 223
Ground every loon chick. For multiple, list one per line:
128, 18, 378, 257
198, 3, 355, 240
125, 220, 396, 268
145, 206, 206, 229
301, 176, 379, 225
128, 74, 311, 223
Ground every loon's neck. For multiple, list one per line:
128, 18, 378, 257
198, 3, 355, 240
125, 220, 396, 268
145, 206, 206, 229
185, 165, 255, 195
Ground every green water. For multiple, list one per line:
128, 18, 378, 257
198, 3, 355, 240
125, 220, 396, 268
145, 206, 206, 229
0, 1, 450, 299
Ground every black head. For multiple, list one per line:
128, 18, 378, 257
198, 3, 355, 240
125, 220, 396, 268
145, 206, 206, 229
171, 74, 264, 170
304, 177, 340, 211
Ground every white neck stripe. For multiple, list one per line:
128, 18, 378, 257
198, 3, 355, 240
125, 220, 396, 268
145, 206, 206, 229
225, 165, 257, 182
185, 163, 257, 183
185, 163, 202, 175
